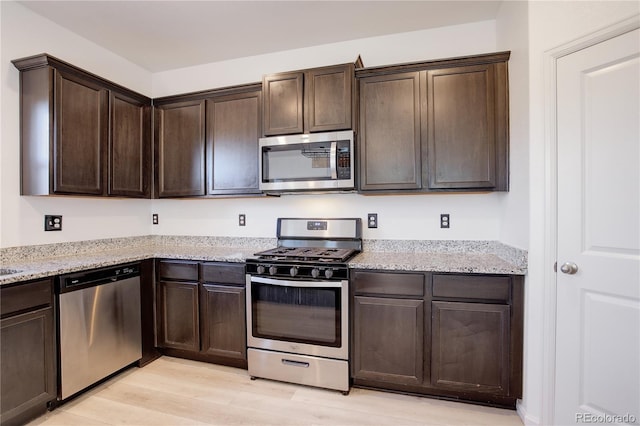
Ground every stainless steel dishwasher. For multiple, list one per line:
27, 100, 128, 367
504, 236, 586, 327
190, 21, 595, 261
57, 263, 141, 400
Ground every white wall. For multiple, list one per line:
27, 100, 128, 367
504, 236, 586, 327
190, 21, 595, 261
495, 1, 534, 423
0, 1, 153, 248
152, 192, 503, 240
152, 20, 498, 97
1, 3, 522, 249
151, 20, 507, 241
520, 2, 639, 425
497, 2, 530, 251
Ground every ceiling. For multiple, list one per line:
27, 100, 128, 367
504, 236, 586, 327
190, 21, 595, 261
19, 1, 503, 73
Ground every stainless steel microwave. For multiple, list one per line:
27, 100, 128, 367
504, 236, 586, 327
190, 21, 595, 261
258, 130, 354, 192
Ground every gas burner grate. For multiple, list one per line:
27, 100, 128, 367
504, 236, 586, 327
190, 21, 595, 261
253, 247, 357, 263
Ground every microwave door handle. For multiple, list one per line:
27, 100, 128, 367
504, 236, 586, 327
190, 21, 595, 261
330, 141, 337, 179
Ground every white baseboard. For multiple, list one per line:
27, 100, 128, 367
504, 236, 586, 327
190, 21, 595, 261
517, 400, 542, 426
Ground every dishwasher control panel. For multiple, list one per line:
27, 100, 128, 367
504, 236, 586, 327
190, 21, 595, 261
58, 263, 140, 293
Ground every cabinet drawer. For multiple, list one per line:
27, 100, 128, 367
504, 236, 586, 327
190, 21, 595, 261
0, 279, 52, 317
201, 263, 245, 285
353, 271, 424, 297
432, 275, 510, 302
158, 261, 198, 281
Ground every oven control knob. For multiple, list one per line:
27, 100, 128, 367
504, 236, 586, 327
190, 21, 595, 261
256, 265, 266, 275
289, 266, 298, 277
324, 269, 334, 279
311, 268, 320, 279
268, 266, 278, 275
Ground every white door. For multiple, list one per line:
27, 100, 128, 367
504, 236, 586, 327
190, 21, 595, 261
555, 28, 640, 425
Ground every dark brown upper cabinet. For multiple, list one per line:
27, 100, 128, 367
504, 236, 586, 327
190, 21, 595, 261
262, 63, 355, 136
206, 89, 262, 195
110, 92, 151, 197
359, 72, 421, 191
357, 52, 510, 193
154, 99, 206, 198
12, 54, 152, 198
153, 83, 261, 198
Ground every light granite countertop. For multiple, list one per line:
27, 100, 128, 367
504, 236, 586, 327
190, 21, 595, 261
349, 252, 525, 274
0, 236, 527, 286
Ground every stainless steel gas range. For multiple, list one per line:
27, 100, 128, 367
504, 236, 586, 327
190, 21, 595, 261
245, 218, 362, 394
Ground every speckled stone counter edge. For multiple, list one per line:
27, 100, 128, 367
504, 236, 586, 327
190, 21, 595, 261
0, 236, 527, 285
0, 235, 277, 264
363, 239, 527, 270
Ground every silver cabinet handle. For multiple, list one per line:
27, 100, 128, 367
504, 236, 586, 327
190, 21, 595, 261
560, 262, 579, 275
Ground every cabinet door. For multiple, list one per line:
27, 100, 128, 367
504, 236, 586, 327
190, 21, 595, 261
262, 72, 304, 136
54, 71, 108, 195
424, 64, 502, 190
1, 307, 56, 425
109, 91, 150, 197
157, 281, 200, 352
431, 301, 510, 395
306, 64, 353, 133
206, 91, 261, 195
353, 296, 424, 385
155, 100, 205, 197
200, 284, 246, 360
359, 72, 422, 190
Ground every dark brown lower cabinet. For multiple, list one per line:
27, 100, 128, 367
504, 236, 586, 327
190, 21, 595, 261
351, 270, 523, 408
156, 260, 247, 368
1, 279, 56, 426
157, 280, 200, 352
431, 301, 510, 395
200, 284, 246, 360
352, 296, 424, 385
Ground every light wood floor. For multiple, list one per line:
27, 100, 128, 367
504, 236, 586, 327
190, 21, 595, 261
29, 356, 523, 426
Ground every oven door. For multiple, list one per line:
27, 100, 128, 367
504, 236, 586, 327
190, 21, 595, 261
246, 275, 348, 360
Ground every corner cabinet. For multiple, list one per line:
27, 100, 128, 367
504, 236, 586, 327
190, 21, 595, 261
262, 62, 356, 136
357, 52, 510, 193
157, 261, 201, 351
351, 269, 524, 408
154, 100, 206, 197
12, 54, 151, 198
156, 260, 247, 368
1, 278, 56, 426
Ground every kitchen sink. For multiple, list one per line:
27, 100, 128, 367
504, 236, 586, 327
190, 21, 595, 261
0, 268, 22, 276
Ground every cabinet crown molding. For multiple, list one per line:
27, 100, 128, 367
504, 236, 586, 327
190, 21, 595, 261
12, 53, 150, 103
356, 51, 511, 78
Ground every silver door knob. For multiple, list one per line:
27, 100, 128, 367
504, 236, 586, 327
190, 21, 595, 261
560, 262, 579, 274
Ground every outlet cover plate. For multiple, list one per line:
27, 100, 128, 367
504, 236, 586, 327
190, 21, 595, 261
367, 213, 378, 229
44, 215, 62, 231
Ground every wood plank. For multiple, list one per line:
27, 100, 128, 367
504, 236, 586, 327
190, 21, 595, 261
27, 357, 522, 426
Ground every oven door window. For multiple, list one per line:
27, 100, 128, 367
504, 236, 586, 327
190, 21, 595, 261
251, 281, 341, 347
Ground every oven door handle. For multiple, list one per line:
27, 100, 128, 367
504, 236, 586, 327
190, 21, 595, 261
250, 275, 343, 288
